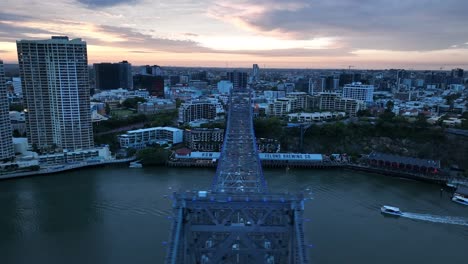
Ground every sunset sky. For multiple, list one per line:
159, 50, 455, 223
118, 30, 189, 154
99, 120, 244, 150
1, 0, 468, 69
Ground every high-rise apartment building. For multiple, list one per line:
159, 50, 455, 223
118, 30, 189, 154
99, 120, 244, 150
94, 61, 133, 90
227, 71, 247, 89
133, 75, 164, 97
286, 92, 308, 110
252, 64, 260, 82
343, 82, 374, 103
178, 100, 217, 124
142, 65, 163, 76
0, 61, 14, 160
17, 36, 93, 151
451, 68, 464, 78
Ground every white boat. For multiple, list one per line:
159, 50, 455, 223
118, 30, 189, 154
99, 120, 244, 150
381, 205, 403, 216
129, 161, 143, 168
451, 195, 468, 206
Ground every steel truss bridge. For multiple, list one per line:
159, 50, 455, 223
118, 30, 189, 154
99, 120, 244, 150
166, 88, 309, 264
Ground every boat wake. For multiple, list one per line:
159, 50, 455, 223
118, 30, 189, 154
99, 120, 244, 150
401, 212, 468, 226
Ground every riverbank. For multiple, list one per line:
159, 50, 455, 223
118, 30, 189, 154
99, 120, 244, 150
166, 159, 467, 187
2, 157, 466, 188
0, 157, 136, 181
345, 164, 447, 185
166, 160, 347, 168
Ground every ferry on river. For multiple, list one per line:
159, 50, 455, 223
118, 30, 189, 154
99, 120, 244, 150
381, 205, 403, 216
452, 195, 468, 206
129, 161, 143, 168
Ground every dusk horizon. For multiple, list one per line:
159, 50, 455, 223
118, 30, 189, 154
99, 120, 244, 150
1, 0, 468, 69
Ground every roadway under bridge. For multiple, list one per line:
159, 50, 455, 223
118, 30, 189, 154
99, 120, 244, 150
166, 88, 309, 264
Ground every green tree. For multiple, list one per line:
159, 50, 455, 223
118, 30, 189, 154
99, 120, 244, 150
386, 100, 394, 112
415, 113, 428, 127
461, 119, 468, 130
136, 147, 170, 166
254, 117, 284, 139
122, 97, 147, 109
126, 148, 137, 157
357, 109, 372, 117
379, 110, 395, 122
175, 98, 184, 108
105, 103, 111, 115
9, 104, 24, 112
444, 93, 461, 107
12, 129, 21, 137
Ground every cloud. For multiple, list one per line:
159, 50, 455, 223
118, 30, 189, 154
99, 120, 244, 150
1, 0, 467, 68
231, 48, 354, 57
0, 17, 210, 53
0, 14, 350, 58
0, 21, 60, 41
76, 0, 139, 8
209, 0, 468, 52
91, 25, 213, 53
128, 50, 155, 54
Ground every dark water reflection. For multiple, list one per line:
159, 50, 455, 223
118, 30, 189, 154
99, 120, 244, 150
0, 166, 467, 263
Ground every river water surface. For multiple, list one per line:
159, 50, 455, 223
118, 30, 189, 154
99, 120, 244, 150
0, 166, 467, 263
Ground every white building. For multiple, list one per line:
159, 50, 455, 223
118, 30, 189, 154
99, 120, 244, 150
119, 127, 183, 149
264, 90, 286, 100
268, 98, 288, 117
92, 88, 149, 102
343, 82, 374, 103
178, 100, 218, 124
12, 77, 22, 97
38, 146, 112, 165
288, 112, 346, 122
217, 80, 233, 94
17, 36, 93, 151
449, 84, 465, 92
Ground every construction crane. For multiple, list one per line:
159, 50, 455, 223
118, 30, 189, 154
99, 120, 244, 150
348, 65, 355, 70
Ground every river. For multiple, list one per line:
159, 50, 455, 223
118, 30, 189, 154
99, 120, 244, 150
0, 166, 467, 263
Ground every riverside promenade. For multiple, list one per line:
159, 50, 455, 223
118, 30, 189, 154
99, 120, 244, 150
0, 157, 136, 180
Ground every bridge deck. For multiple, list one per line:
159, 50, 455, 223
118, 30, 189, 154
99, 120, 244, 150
166, 88, 308, 263
212, 89, 266, 193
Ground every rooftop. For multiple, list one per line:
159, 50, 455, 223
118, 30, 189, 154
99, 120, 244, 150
369, 152, 440, 168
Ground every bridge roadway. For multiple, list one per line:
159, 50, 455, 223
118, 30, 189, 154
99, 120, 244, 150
166, 88, 309, 264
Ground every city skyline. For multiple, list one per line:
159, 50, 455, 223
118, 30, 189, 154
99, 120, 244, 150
0, 0, 468, 69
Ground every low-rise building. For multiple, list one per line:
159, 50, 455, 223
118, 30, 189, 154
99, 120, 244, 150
269, 98, 291, 117
310, 93, 365, 117
178, 100, 218, 124
119, 127, 183, 149
184, 128, 224, 152
442, 117, 464, 127
138, 99, 176, 114
288, 112, 345, 122
217, 80, 233, 94
286, 92, 308, 110
38, 146, 112, 165
343, 82, 374, 103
